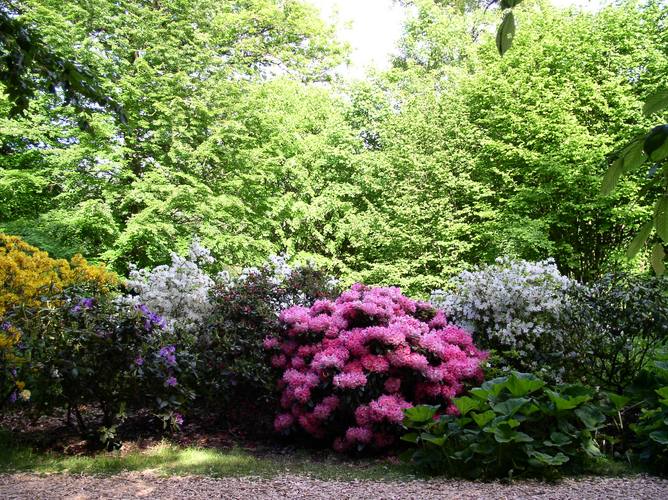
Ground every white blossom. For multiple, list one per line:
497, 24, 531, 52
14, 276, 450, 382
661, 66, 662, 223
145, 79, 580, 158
431, 257, 575, 375
121, 239, 215, 333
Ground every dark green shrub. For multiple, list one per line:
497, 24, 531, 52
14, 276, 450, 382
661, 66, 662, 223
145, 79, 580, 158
3, 288, 196, 447
401, 372, 611, 479
629, 358, 668, 474
631, 385, 668, 474
198, 256, 339, 423
560, 274, 668, 391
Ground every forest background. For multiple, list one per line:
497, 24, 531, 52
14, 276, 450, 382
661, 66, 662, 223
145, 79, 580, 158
1, 0, 667, 295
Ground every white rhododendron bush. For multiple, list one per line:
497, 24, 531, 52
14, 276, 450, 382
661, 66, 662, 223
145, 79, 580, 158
431, 258, 575, 377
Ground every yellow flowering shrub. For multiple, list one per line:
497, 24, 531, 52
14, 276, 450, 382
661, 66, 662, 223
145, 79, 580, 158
0, 233, 118, 317
1, 321, 28, 403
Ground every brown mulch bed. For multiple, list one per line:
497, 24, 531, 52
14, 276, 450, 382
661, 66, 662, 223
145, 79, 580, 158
1, 471, 668, 499
0, 406, 274, 455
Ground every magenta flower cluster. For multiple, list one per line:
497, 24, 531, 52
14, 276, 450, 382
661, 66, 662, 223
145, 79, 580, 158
265, 284, 487, 451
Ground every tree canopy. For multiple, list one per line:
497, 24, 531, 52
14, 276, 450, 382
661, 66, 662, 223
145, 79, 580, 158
1, 0, 666, 294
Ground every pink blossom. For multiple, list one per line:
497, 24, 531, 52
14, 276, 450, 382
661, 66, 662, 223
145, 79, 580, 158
446, 403, 461, 416
332, 371, 367, 389
313, 396, 339, 420
369, 394, 412, 424
263, 336, 279, 350
322, 395, 340, 409
416, 382, 443, 399
423, 365, 448, 382
428, 310, 449, 330
297, 345, 317, 358
341, 328, 369, 356
345, 426, 373, 444
281, 340, 298, 355
441, 325, 474, 347
274, 413, 294, 431
355, 405, 371, 426
311, 347, 349, 370
271, 354, 287, 368
271, 284, 488, 451
290, 356, 306, 369
308, 314, 331, 333
384, 377, 401, 393
365, 326, 405, 346
294, 386, 311, 403
343, 360, 364, 373
311, 299, 336, 315
419, 332, 447, 357
361, 354, 390, 373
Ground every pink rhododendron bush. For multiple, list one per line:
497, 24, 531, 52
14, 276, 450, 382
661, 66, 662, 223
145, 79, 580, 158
264, 284, 488, 452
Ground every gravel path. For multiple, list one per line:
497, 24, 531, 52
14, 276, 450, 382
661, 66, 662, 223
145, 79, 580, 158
1, 472, 667, 499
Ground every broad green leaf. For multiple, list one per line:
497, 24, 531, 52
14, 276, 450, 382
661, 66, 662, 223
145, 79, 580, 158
471, 410, 496, 428
481, 377, 510, 397
602, 139, 645, 195
627, 221, 653, 258
470, 441, 496, 455
582, 438, 602, 458
546, 431, 572, 447
651, 243, 665, 276
654, 196, 668, 243
560, 384, 594, 399
546, 390, 590, 411
506, 372, 545, 397
491, 397, 530, 416
644, 125, 668, 162
493, 425, 515, 443
575, 405, 606, 430
420, 432, 447, 446
500, 0, 524, 8
521, 402, 541, 416
529, 450, 570, 466
454, 396, 483, 416
470, 387, 491, 401
605, 392, 630, 411
400, 432, 419, 443
601, 159, 623, 196
644, 90, 668, 116
649, 430, 668, 445
404, 405, 439, 424
655, 387, 668, 399
496, 11, 516, 56
494, 428, 534, 443
620, 138, 648, 172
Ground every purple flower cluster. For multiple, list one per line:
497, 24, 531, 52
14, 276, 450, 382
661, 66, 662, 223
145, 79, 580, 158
266, 284, 488, 451
158, 345, 177, 366
70, 297, 95, 314
136, 304, 167, 331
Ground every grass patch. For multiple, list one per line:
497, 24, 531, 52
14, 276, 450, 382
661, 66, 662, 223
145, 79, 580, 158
0, 431, 416, 481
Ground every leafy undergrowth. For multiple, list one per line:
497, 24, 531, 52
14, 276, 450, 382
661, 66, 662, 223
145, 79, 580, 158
0, 430, 417, 481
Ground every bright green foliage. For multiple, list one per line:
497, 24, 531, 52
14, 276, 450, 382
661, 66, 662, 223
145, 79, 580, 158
402, 372, 611, 478
2, 1, 668, 294
326, 1, 666, 291
0, 0, 348, 271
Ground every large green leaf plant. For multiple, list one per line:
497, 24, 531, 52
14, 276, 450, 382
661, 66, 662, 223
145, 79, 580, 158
401, 372, 615, 478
